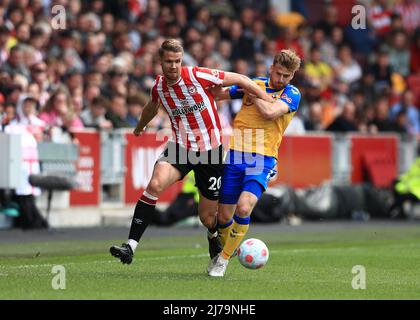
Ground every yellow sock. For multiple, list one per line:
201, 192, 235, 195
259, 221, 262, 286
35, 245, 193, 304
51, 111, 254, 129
218, 220, 233, 247
221, 216, 250, 260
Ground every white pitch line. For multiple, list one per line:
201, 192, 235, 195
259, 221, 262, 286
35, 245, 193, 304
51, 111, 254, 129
0, 242, 418, 270
0, 253, 210, 270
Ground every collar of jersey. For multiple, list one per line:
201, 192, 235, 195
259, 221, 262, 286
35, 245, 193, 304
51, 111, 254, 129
166, 75, 182, 87
266, 79, 285, 93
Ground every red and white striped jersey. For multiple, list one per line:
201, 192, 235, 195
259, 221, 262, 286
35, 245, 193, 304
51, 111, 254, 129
151, 66, 225, 151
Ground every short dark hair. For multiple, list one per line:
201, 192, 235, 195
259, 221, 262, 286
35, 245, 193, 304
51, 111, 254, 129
23, 96, 39, 110
23, 96, 38, 105
91, 96, 109, 109
158, 39, 184, 58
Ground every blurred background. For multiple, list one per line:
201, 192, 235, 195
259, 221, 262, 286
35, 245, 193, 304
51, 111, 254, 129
0, 0, 419, 230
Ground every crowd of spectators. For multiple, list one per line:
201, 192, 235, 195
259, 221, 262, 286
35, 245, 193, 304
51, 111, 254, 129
0, 0, 419, 142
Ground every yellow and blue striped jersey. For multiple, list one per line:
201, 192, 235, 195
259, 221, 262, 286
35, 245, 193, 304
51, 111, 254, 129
228, 77, 301, 158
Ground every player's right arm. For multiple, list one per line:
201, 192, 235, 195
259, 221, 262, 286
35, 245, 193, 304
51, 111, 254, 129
133, 100, 159, 136
250, 97, 289, 120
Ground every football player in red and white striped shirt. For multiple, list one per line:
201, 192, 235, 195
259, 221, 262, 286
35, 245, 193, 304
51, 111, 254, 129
110, 38, 273, 265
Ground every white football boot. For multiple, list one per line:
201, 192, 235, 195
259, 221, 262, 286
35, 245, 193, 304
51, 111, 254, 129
208, 254, 229, 277
207, 254, 218, 274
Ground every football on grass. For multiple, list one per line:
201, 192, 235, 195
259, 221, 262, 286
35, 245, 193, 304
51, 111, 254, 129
237, 238, 269, 269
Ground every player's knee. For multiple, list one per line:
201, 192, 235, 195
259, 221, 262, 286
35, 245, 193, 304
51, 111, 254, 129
235, 203, 252, 218
200, 215, 216, 229
199, 210, 217, 228
217, 211, 232, 225
147, 178, 165, 195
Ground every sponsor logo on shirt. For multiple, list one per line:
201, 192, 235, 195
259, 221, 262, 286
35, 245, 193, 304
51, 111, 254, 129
281, 93, 292, 103
180, 99, 189, 107
172, 100, 206, 116
291, 87, 299, 95
187, 85, 197, 95
211, 70, 219, 78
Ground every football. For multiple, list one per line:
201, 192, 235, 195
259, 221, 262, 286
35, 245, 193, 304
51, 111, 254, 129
237, 238, 269, 269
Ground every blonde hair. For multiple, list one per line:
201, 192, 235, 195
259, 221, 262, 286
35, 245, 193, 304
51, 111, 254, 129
158, 39, 184, 58
273, 49, 301, 72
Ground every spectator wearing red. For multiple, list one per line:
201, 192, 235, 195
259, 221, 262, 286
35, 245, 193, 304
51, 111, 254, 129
368, 0, 393, 36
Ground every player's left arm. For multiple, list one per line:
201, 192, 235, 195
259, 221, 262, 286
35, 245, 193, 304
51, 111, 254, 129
223, 72, 274, 103
251, 86, 301, 120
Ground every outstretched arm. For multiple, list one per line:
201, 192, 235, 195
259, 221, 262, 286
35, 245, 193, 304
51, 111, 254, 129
223, 72, 274, 103
133, 100, 160, 136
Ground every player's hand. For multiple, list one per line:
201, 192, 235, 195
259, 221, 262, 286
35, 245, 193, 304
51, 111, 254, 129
244, 90, 257, 101
248, 91, 274, 103
261, 92, 275, 103
209, 85, 226, 101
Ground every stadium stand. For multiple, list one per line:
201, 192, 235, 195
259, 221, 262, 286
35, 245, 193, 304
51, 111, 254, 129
0, 0, 419, 227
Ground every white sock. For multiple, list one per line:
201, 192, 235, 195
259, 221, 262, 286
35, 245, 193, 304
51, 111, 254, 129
127, 239, 138, 252
207, 230, 218, 239
219, 255, 229, 263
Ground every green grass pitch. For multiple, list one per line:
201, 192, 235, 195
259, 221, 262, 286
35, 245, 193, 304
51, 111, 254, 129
0, 225, 419, 300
